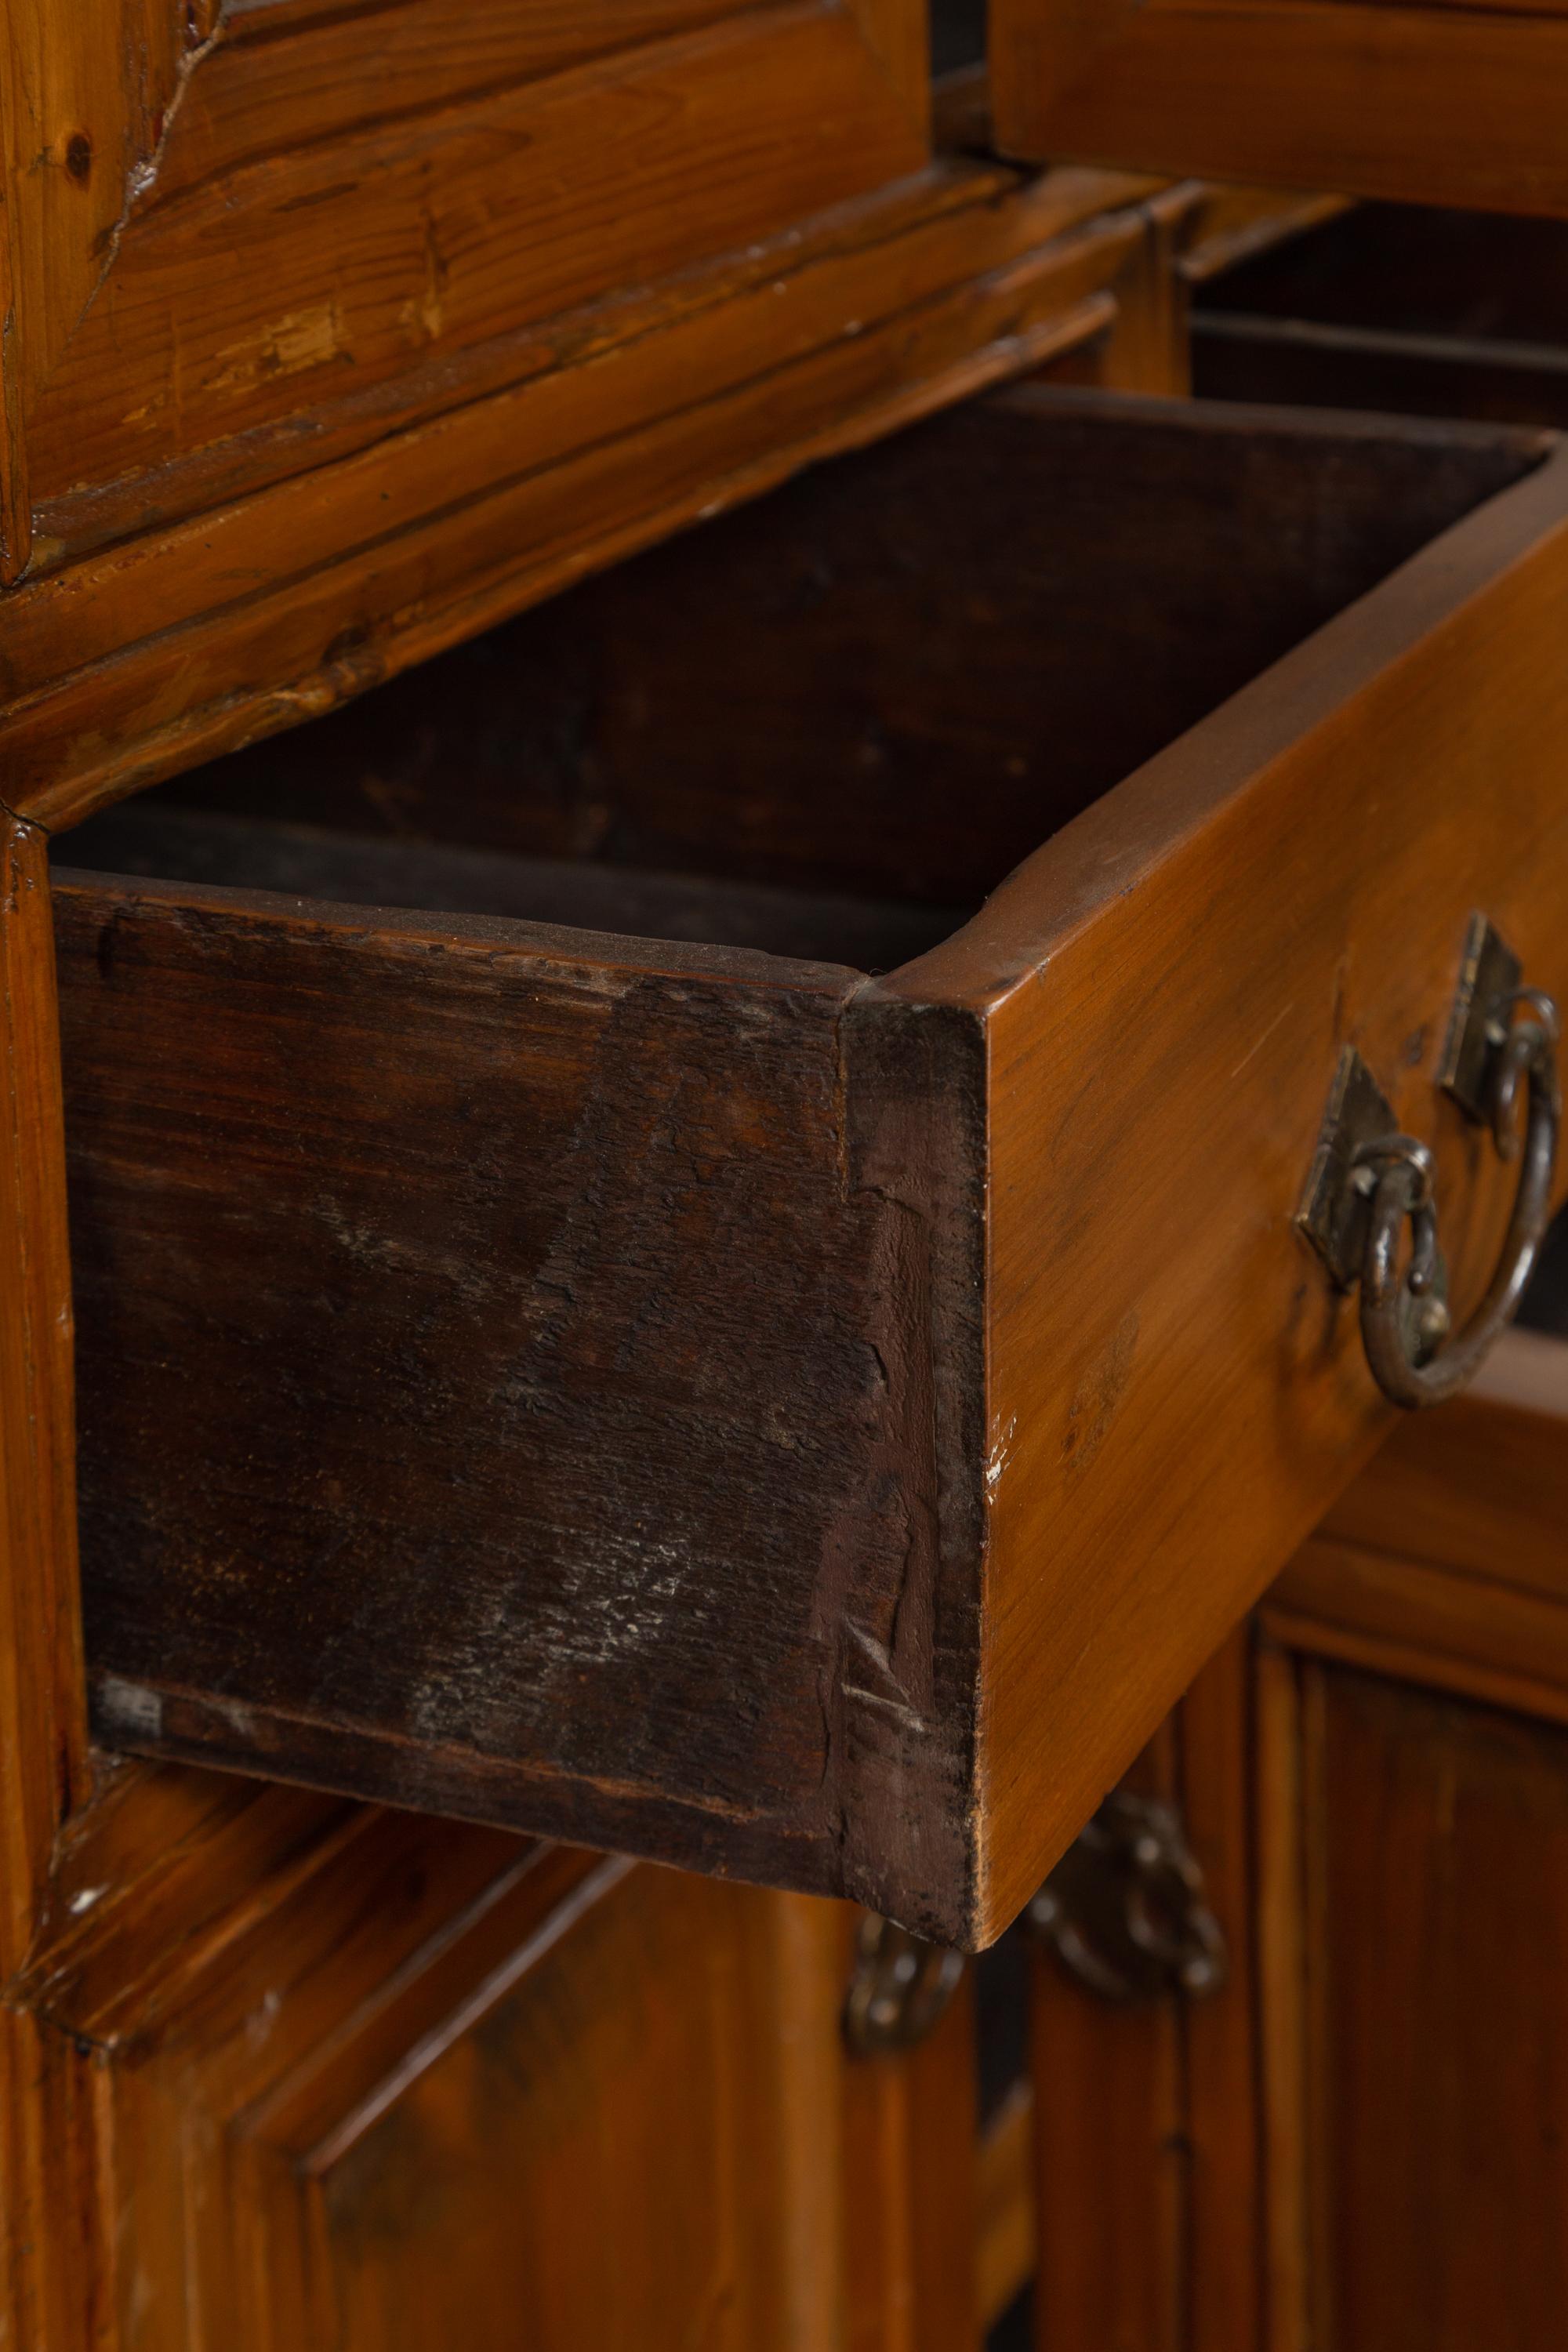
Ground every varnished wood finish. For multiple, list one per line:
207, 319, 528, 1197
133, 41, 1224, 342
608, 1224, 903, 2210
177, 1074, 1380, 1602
885, 399, 1568, 1936
1302, 1661, 1568, 2350
1268, 1330, 1568, 1722
1028, 1632, 1265, 2352
56, 390, 1568, 1944
9, 1760, 982, 2349
991, 0, 1568, 218
0, 66, 1176, 826
0, 822, 96, 2352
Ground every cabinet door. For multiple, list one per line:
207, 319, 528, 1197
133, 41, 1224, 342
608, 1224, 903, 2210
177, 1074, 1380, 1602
1022, 1324, 1568, 2349
991, 0, 1568, 217
10, 1784, 980, 2352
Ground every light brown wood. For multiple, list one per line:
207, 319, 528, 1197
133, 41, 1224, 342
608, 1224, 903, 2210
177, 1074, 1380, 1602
887, 410, 1568, 1937
1029, 1721, 1186, 2352
2, 166, 1153, 825
991, 0, 1568, 219
1267, 1327, 1568, 1716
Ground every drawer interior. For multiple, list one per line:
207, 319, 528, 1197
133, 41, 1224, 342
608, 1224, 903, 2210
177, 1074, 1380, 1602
1193, 205, 1568, 428
53, 386, 1561, 1940
61, 387, 1548, 961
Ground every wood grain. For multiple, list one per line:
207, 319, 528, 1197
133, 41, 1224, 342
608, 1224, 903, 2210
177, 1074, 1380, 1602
56, 876, 982, 1920
0, 818, 98, 2352
5, 169, 1149, 826
1307, 1665, 1568, 2350
992, 0, 1568, 217
59, 390, 1568, 1944
25, 5, 928, 508
859, 392, 1568, 1938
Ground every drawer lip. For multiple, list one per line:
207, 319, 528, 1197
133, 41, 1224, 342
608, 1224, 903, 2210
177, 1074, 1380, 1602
870, 414, 1568, 1024
47, 866, 868, 1000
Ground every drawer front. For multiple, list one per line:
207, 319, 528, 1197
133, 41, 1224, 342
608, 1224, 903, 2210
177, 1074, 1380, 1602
991, 0, 1568, 218
58, 395, 1568, 1950
895, 427, 1568, 1938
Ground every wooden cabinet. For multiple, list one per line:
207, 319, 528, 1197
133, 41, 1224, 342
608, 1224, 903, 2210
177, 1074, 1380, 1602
7, 0, 1568, 2332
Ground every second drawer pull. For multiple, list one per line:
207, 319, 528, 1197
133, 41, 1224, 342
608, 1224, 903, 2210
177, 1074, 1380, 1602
1300, 917, 1560, 1410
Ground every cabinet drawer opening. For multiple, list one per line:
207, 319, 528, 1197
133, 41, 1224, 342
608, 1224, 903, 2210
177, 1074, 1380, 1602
53, 387, 1568, 1944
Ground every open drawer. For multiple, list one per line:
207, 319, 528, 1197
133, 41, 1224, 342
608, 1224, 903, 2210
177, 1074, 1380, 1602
53, 389, 1568, 1947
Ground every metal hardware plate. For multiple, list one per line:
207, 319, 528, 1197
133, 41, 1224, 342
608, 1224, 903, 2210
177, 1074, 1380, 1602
1026, 1792, 1227, 2004
842, 1915, 964, 2056
1439, 912, 1522, 1123
1296, 1046, 1400, 1289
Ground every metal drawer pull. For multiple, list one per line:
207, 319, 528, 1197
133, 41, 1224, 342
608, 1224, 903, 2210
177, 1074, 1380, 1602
1027, 1791, 1227, 2003
1298, 916, 1560, 1411
842, 1915, 965, 2056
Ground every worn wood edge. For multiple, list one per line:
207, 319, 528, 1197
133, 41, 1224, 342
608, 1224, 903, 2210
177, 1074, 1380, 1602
840, 986, 990, 1944
870, 403, 1568, 1019
28, 146, 1023, 580
83, 1668, 855, 1912
49, 866, 866, 996
13, 230, 1138, 833
0, 820, 89, 1966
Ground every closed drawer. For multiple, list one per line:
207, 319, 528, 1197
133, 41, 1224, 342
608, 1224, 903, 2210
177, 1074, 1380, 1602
990, 0, 1568, 217
54, 388, 1568, 1947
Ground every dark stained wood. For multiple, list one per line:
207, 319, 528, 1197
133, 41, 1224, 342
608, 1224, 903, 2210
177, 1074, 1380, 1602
56, 875, 981, 1923
1026, 1633, 1265, 2352
991, 0, 1568, 218
1029, 1722, 1188, 2352
60, 804, 974, 973
1193, 205, 1568, 428
141, 392, 1544, 905
56, 390, 1568, 1946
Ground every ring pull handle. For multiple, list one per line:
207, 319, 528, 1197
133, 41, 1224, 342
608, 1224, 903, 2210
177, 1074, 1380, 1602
1298, 917, 1561, 1413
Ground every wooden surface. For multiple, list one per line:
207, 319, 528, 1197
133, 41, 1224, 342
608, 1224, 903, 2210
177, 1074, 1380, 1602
991, 0, 1568, 217
862, 394, 1568, 1938
0, 822, 96, 2352
56, 390, 1561, 1944
1301, 1664, 1568, 2349
0, 15, 1176, 828
56, 875, 984, 1923
1, 0, 925, 577
1268, 1328, 1568, 1722
9, 1771, 985, 2349
1027, 1632, 1265, 2352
